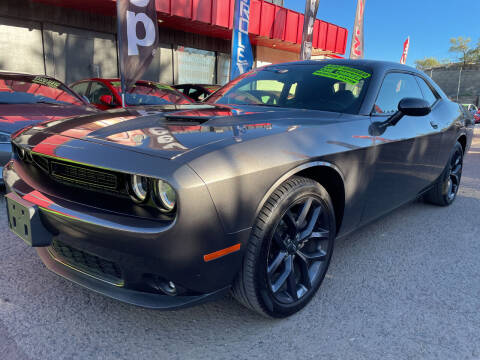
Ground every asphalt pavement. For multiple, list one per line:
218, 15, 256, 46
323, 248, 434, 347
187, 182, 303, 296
1, 129, 479, 360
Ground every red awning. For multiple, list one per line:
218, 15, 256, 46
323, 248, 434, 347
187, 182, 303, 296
33, 0, 347, 54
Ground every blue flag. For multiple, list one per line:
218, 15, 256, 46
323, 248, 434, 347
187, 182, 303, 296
230, 0, 254, 81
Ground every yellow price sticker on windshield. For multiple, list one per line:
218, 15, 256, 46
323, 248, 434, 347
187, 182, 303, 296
313, 65, 371, 85
32, 76, 61, 89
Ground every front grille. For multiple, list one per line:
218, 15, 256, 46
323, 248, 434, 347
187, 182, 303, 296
50, 239, 123, 286
31, 154, 49, 172
50, 161, 118, 191
20, 150, 126, 194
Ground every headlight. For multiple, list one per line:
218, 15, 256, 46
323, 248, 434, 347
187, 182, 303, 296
0, 131, 10, 144
154, 179, 176, 211
130, 174, 149, 202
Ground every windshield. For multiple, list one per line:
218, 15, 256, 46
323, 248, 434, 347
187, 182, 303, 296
207, 63, 372, 114
112, 82, 192, 106
0, 75, 84, 105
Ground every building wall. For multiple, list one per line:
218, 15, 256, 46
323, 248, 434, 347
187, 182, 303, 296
0, 16, 45, 74
255, 46, 299, 67
0, 0, 232, 85
428, 64, 480, 104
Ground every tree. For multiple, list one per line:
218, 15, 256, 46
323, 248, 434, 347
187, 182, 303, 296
464, 48, 480, 63
449, 36, 472, 64
414, 57, 441, 70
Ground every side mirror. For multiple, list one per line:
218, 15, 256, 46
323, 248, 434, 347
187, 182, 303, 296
369, 97, 431, 136
100, 95, 114, 106
398, 97, 431, 116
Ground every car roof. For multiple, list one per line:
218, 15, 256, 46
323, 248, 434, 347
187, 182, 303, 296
174, 84, 220, 87
76, 78, 173, 86
0, 71, 59, 79
263, 59, 419, 74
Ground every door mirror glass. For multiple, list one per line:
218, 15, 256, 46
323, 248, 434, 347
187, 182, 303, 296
398, 97, 431, 116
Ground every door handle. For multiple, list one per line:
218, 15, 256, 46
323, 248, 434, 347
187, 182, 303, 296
430, 121, 438, 129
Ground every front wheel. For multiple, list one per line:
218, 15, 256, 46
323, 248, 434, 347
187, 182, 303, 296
425, 141, 464, 206
232, 176, 336, 318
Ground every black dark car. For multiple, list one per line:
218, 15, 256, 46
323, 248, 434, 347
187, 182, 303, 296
173, 84, 221, 102
4, 60, 473, 317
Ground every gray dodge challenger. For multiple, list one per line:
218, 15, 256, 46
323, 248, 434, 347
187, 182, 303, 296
3, 60, 473, 317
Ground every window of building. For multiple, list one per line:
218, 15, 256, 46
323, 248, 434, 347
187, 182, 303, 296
216, 53, 231, 85
175, 47, 215, 85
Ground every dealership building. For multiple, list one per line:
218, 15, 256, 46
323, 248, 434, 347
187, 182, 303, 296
0, 0, 348, 86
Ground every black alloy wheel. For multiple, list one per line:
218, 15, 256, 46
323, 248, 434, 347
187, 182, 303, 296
232, 176, 336, 318
425, 141, 464, 206
446, 146, 463, 201
267, 196, 332, 304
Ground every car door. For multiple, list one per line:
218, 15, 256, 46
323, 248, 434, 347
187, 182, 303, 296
414, 75, 449, 179
361, 72, 442, 223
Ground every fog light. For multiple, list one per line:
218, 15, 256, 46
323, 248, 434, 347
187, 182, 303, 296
144, 274, 179, 296
160, 281, 177, 295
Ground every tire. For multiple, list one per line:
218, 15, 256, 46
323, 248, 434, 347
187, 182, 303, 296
232, 176, 336, 318
425, 141, 464, 206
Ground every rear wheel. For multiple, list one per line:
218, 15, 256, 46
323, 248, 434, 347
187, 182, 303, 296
425, 141, 463, 206
232, 176, 336, 318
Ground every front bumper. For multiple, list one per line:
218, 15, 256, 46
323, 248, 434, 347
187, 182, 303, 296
3, 159, 250, 310
36, 246, 229, 309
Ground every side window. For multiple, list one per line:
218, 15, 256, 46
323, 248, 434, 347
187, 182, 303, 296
175, 86, 186, 94
188, 87, 204, 101
373, 73, 423, 115
88, 82, 113, 104
416, 77, 438, 106
71, 82, 89, 97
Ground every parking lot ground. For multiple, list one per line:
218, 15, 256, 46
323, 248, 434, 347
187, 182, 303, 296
1, 129, 480, 360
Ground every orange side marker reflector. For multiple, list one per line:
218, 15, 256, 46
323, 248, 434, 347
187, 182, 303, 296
203, 243, 241, 262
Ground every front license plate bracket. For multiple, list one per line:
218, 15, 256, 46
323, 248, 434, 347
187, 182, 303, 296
5, 192, 52, 247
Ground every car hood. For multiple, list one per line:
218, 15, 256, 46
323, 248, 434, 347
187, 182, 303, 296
0, 103, 97, 134
21, 104, 344, 160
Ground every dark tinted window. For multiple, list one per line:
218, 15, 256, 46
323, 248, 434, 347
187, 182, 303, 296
188, 87, 208, 101
374, 73, 423, 115
207, 64, 372, 114
71, 82, 89, 97
88, 82, 113, 105
416, 77, 438, 106
111, 81, 192, 105
174, 86, 187, 94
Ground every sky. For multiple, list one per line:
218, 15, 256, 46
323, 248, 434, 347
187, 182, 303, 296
284, 0, 480, 66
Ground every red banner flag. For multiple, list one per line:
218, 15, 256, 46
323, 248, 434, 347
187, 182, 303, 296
400, 36, 410, 64
349, 0, 366, 59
